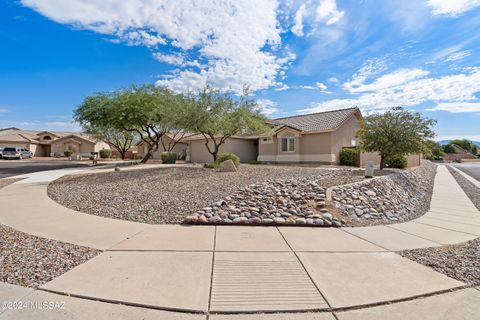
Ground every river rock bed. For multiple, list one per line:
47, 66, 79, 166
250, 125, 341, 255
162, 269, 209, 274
330, 162, 436, 226
184, 169, 366, 227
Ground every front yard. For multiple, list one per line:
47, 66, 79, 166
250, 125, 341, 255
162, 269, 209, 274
48, 164, 377, 224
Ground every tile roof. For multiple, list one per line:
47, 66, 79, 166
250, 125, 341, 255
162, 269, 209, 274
272, 107, 359, 132
0, 128, 96, 144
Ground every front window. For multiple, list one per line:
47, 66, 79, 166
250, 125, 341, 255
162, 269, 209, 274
281, 137, 295, 152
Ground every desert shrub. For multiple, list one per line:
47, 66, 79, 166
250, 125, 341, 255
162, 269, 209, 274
64, 150, 74, 157
385, 154, 407, 169
99, 149, 112, 159
248, 160, 262, 165
339, 147, 359, 166
218, 152, 240, 167
161, 151, 177, 164
203, 162, 219, 169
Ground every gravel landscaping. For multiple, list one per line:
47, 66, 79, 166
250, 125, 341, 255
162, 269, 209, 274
399, 165, 480, 286
331, 162, 436, 226
0, 179, 100, 288
48, 165, 386, 224
399, 238, 480, 286
186, 168, 365, 226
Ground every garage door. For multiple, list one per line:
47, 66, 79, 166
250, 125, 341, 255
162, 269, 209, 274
0, 143, 28, 149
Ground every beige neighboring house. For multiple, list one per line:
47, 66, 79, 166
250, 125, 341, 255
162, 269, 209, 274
258, 107, 361, 163
0, 127, 110, 157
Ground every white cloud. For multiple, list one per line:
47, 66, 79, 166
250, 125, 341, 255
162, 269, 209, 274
290, 0, 344, 37
444, 50, 472, 62
315, 82, 327, 90
316, 0, 344, 25
426, 102, 480, 113
153, 52, 202, 68
0, 108, 8, 113
292, 3, 307, 36
342, 58, 389, 92
256, 99, 280, 115
21, 0, 291, 94
274, 84, 290, 91
300, 67, 480, 114
344, 68, 430, 93
327, 77, 339, 83
299, 82, 328, 91
427, 0, 480, 16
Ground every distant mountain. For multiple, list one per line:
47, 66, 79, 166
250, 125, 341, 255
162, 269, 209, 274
438, 140, 480, 147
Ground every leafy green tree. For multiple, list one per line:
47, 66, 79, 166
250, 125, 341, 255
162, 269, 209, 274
442, 144, 457, 154
75, 85, 188, 163
423, 140, 444, 160
357, 107, 436, 169
187, 87, 270, 162
450, 139, 478, 154
74, 94, 135, 160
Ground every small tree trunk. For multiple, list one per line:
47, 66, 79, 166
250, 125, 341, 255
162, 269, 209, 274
120, 151, 126, 160
141, 144, 155, 163
380, 154, 385, 170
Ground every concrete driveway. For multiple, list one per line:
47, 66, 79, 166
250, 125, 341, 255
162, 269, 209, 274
453, 162, 480, 182
0, 159, 90, 179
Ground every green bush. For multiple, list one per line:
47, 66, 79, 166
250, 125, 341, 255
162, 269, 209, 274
339, 148, 359, 166
385, 154, 407, 169
203, 162, 219, 169
99, 149, 112, 159
64, 150, 74, 157
248, 160, 262, 165
218, 152, 240, 167
161, 151, 177, 164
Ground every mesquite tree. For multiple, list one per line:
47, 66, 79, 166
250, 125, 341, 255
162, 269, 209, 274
75, 85, 186, 163
357, 106, 436, 169
187, 87, 269, 162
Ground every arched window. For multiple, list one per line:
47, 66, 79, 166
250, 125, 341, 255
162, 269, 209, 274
43, 135, 52, 140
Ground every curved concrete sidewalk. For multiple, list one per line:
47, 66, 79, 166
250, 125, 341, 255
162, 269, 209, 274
0, 165, 479, 317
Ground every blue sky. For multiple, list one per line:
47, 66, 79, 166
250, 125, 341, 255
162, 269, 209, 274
1, 0, 479, 141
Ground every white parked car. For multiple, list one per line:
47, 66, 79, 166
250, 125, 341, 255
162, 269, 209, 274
1, 147, 33, 160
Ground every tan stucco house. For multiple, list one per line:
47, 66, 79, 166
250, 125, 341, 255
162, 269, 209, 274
258, 107, 361, 163
132, 107, 421, 167
0, 127, 110, 157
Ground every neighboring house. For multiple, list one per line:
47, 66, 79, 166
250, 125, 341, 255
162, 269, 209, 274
443, 144, 477, 162
258, 107, 361, 163
0, 127, 110, 157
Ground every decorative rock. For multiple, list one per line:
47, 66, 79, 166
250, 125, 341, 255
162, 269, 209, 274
262, 218, 274, 224
219, 159, 237, 172
354, 208, 364, 217
314, 218, 324, 225
208, 216, 222, 223
323, 213, 333, 221
273, 217, 286, 224
332, 220, 342, 227
233, 216, 248, 223
197, 215, 208, 223
248, 217, 262, 223
295, 218, 306, 225
184, 215, 198, 223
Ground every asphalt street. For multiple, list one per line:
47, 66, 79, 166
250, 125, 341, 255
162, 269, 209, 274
454, 162, 480, 182
0, 160, 90, 179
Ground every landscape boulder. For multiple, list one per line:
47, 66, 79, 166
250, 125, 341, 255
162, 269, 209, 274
219, 159, 237, 172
